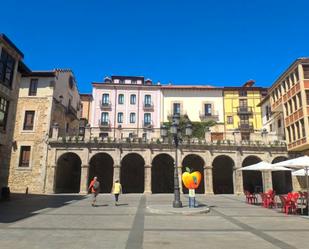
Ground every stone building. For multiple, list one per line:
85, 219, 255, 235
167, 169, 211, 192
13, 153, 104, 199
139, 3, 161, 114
45, 126, 289, 195
8, 69, 81, 193
0, 34, 25, 187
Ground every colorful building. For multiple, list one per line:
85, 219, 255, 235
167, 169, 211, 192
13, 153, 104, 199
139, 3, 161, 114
161, 85, 224, 123
91, 76, 161, 140
268, 58, 309, 153
223, 81, 267, 140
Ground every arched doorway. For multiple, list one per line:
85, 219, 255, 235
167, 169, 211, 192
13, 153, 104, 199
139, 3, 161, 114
272, 156, 292, 194
121, 153, 145, 193
242, 156, 262, 193
88, 153, 114, 193
182, 154, 205, 194
152, 154, 174, 193
212, 155, 234, 194
55, 153, 81, 193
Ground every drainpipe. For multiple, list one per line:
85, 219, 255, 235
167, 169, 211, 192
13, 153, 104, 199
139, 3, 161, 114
113, 86, 117, 139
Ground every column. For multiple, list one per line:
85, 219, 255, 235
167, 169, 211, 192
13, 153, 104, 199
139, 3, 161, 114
263, 171, 273, 191
144, 165, 152, 194
45, 164, 56, 194
113, 164, 120, 183
205, 166, 214, 194
79, 165, 89, 194
234, 167, 244, 195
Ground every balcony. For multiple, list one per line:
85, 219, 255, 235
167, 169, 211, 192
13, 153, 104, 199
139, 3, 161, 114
143, 120, 153, 129
238, 122, 254, 131
237, 106, 253, 115
199, 111, 219, 121
100, 100, 112, 109
98, 119, 110, 128
143, 101, 154, 111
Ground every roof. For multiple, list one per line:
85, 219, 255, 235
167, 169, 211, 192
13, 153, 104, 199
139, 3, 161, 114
161, 85, 222, 90
269, 57, 309, 93
0, 33, 24, 58
80, 93, 93, 100
22, 70, 56, 77
18, 61, 31, 74
257, 95, 270, 107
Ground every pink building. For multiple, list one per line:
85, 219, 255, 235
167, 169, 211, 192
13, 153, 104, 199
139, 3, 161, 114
91, 76, 161, 139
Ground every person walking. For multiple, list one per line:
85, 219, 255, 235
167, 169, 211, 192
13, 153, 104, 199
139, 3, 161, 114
88, 176, 100, 207
113, 180, 122, 206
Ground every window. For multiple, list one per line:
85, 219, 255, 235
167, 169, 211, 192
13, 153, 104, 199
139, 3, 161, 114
287, 127, 291, 142
301, 119, 306, 137
173, 103, 180, 115
278, 119, 281, 128
29, 79, 38, 96
265, 105, 270, 121
118, 112, 123, 123
144, 95, 151, 106
101, 112, 109, 124
129, 113, 136, 123
23, 111, 35, 130
239, 90, 247, 97
0, 48, 16, 88
284, 103, 289, 116
66, 123, 69, 133
0, 97, 9, 130
293, 96, 297, 111
306, 91, 309, 106
296, 122, 301, 139
130, 94, 136, 104
19, 146, 31, 167
227, 116, 233, 124
270, 124, 273, 132
204, 104, 212, 116
102, 94, 109, 105
132, 80, 137, 84
239, 99, 247, 107
118, 94, 124, 104
144, 113, 151, 125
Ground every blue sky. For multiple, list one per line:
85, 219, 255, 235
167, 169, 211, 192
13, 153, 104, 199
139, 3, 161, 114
2, 0, 309, 93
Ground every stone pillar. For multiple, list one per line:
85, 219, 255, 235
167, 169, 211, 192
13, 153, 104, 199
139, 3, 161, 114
113, 164, 120, 183
80, 165, 89, 194
233, 131, 241, 144
263, 171, 273, 191
52, 123, 59, 140
234, 167, 244, 195
144, 165, 152, 194
205, 130, 211, 143
84, 124, 91, 142
205, 166, 214, 194
234, 152, 243, 194
45, 164, 56, 194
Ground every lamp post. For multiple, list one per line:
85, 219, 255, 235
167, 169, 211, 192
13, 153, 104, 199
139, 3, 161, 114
161, 114, 192, 208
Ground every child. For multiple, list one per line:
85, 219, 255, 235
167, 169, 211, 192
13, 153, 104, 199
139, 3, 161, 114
113, 180, 122, 206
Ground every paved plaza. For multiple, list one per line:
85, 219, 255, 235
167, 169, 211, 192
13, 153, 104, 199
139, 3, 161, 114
0, 194, 309, 249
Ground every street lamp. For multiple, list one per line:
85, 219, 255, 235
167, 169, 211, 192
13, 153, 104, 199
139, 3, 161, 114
161, 114, 192, 208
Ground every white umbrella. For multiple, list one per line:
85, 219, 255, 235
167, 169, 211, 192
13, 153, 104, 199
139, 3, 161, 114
273, 156, 309, 216
237, 161, 291, 192
292, 169, 309, 176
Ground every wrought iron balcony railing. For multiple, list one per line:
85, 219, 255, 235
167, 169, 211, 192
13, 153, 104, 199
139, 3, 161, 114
238, 122, 254, 131
100, 100, 112, 109
237, 106, 253, 115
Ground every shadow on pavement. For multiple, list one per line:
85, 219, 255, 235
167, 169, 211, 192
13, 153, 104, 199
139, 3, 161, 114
0, 193, 85, 224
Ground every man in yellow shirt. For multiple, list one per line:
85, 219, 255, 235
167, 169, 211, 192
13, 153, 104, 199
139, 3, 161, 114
113, 180, 122, 206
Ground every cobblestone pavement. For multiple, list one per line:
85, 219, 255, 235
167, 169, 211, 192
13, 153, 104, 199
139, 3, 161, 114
0, 193, 309, 249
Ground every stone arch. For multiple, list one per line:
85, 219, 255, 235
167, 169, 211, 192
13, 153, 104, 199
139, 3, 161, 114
151, 153, 174, 193
182, 154, 205, 194
121, 153, 145, 193
242, 155, 262, 193
88, 153, 114, 193
212, 155, 235, 194
55, 152, 81, 193
271, 156, 292, 194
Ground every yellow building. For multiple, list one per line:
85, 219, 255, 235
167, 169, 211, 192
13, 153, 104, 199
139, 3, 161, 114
223, 81, 267, 139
